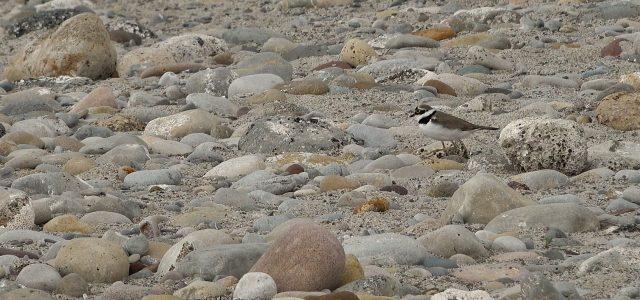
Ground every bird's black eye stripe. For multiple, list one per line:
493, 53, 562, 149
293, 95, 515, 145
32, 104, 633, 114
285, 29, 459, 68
418, 111, 435, 124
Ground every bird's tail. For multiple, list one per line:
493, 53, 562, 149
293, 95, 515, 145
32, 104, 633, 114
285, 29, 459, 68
477, 125, 499, 130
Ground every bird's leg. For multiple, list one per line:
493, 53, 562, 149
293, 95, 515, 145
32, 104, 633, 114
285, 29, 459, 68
441, 141, 446, 151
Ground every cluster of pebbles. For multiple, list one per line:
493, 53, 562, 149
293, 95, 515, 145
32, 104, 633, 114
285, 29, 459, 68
0, 0, 639, 299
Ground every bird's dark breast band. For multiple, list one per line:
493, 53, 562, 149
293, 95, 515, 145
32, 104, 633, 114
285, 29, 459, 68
418, 111, 436, 124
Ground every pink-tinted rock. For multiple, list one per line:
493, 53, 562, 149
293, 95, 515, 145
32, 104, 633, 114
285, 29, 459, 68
70, 86, 117, 113
251, 221, 345, 292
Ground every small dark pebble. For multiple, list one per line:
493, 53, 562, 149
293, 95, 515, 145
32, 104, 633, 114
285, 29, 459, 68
380, 184, 408, 195
508, 180, 530, 191
286, 163, 305, 175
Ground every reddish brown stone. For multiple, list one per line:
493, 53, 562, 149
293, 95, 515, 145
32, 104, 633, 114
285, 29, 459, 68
424, 79, 457, 96
380, 184, 408, 195
305, 291, 359, 300
286, 163, 305, 174
601, 39, 625, 58
129, 262, 146, 275
312, 60, 354, 71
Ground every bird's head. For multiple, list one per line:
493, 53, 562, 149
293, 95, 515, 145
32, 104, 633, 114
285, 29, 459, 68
410, 103, 433, 117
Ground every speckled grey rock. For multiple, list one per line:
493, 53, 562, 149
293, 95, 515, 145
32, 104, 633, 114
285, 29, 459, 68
234, 52, 293, 81
418, 225, 488, 259
128, 91, 168, 107
187, 142, 225, 163
510, 169, 569, 191
124, 235, 149, 255
441, 173, 535, 225
80, 133, 147, 155
185, 67, 237, 97
385, 34, 438, 49
16, 263, 62, 292
239, 118, 346, 154
175, 243, 269, 280
221, 27, 285, 45
253, 215, 292, 233
588, 140, 640, 171
347, 124, 397, 150
97, 144, 150, 167
11, 172, 91, 195
485, 203, 600, 233
1, 88, 61, 115
335, 275, 399, 296
123, 169, 182, 188
343, 233, 427, 265
521, 273, 564, 300
186, 93, 238, 116
228, 74, 284, 97
233, 272, 278, 300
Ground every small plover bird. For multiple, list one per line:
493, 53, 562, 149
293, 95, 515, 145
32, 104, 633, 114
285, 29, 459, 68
411, 103, 498, 150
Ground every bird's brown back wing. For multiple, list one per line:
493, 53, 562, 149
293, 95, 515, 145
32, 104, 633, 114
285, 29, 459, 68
432, 111, 496, 131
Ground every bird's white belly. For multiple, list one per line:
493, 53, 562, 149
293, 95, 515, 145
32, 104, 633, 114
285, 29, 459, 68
419, 122, 472, 141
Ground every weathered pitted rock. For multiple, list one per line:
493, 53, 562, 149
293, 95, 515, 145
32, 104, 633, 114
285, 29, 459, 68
358, 58, 439, 80
485, 203, 600, 233
0, 188, 34, 230
499, 118, 587, 175
4, 13, 117, 81
7, 8, 89, 37
105, 16, 156, 45
238, 118, 346, 155
441, 173, 535, 225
